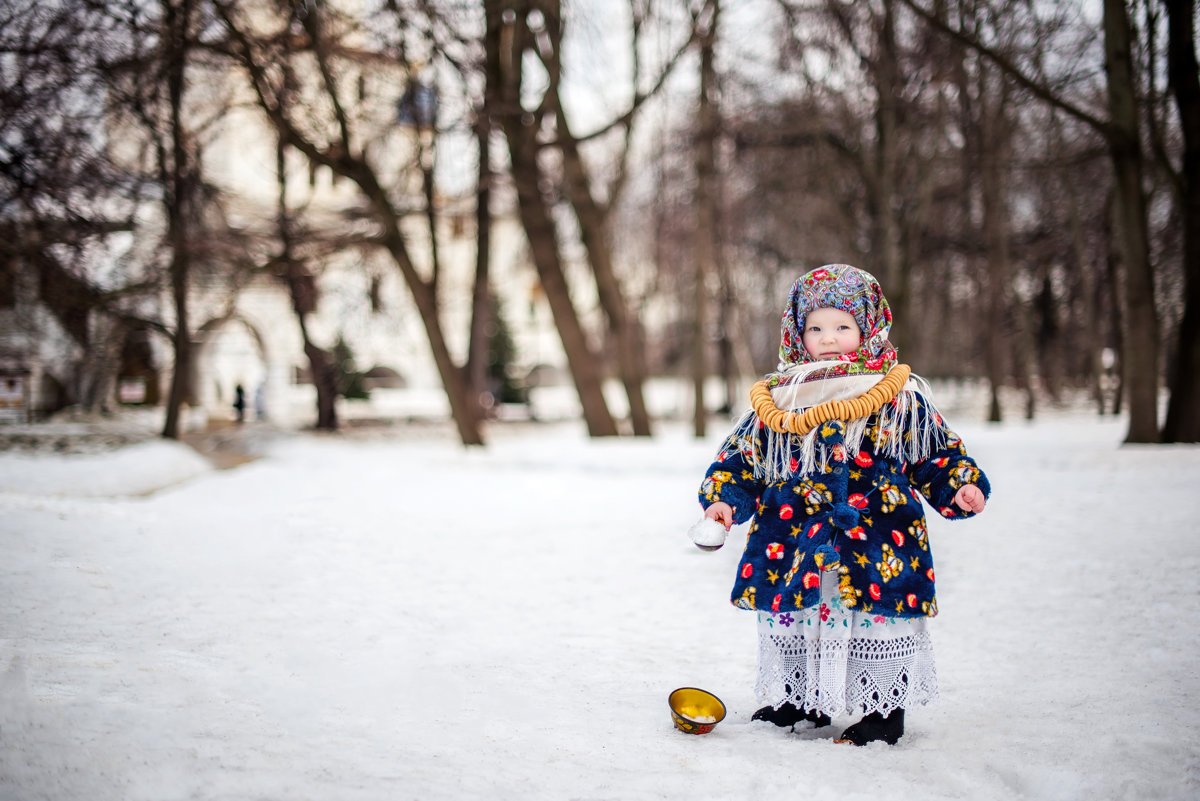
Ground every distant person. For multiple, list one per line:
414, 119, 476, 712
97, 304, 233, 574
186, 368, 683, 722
233, 383, 246, 424
689, 263, 990, 746
254, 383, 266, 421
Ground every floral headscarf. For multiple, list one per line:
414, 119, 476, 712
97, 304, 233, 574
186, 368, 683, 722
776, 264, 898, 376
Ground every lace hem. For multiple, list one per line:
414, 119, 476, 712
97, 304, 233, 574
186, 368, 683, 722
755, 630, 938, 718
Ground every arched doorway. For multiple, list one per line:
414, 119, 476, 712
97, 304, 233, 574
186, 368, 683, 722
193, 315, 269, 421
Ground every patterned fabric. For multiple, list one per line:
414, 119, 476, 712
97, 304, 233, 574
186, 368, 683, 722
776, 264, 898, 380
699, 392, 988, 618
755, 571, 938, 718
698, 262, 990, 619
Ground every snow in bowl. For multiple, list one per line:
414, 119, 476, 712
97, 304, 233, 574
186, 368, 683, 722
668, 687, 727, 735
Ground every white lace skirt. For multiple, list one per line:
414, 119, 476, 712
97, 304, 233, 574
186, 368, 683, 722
755, 572, 938, 718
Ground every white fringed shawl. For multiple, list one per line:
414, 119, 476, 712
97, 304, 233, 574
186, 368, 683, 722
731, 361, 949, 483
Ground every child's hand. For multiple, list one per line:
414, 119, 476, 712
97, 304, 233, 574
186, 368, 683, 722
954, 484, 986, 514
704, 501, 734, 530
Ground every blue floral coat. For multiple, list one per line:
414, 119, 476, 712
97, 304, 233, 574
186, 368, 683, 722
698, 394, 989, 619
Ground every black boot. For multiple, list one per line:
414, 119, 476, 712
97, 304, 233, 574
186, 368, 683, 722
751, 702, 831, 728
834, 709, 905, 745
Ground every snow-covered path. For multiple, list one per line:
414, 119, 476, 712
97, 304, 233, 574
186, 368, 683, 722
1, 416, 1198, 800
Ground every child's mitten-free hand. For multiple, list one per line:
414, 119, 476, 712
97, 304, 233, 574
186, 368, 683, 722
954, 484, 986, 514
704, 501, 734, 529
689, 502, 734, 551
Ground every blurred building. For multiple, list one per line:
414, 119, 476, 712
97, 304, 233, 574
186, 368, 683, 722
1, 2, 583, 426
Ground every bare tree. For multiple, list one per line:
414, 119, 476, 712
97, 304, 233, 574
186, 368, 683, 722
484, 0, 703, 436
214, 0, 485, 445
0, 1, 150, 414
734, 0, 959, 355
485, 0, 619, 436
901, 0, 1162, 442
1, 0, 248, 432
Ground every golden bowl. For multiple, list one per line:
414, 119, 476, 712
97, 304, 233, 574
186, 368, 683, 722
668, 687, 727, 735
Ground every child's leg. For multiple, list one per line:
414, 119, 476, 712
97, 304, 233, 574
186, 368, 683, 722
753, 617, 832, 728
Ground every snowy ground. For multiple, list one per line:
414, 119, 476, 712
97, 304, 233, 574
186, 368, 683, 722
1, 410, 1198, 800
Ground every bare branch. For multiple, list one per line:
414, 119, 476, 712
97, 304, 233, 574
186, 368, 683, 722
572, 19, 703, 144
897, 0, 1111, 135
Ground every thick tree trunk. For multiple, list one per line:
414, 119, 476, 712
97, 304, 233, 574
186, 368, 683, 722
302, 324, 338, 430
1162, 0, 1200, 442
285, 278, 338, 431
1104, 0, 1160, 443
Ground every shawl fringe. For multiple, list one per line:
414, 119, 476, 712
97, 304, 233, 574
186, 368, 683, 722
728, 367, 948, 483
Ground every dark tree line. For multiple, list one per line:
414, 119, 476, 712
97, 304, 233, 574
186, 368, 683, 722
2, 0, 1197, 444
640, 0, 1198, 443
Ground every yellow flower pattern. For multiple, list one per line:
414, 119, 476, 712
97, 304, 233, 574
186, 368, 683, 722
698, 391, 988, 620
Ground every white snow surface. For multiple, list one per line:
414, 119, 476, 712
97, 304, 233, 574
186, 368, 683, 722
2, 415, 1198, 800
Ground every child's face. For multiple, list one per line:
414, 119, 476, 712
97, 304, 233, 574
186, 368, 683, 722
802, 308, 862, 359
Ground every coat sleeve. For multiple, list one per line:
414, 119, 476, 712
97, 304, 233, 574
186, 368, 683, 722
697, 415, 766, 525
904, 395, 991, 520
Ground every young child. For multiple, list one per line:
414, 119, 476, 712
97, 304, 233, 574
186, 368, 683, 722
693, 263, 989, 746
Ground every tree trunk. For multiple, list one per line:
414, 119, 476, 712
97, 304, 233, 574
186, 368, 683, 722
1034, 269, 1060, 403
284, 272, 339, 432
327, 159, 483, 444
1104, 0, 1160, 442
1105, 226, 1125, 417
978, 64, 1014, 425
871, 0, 908, 345
898, 0, 1162, 437
556, 109, 652, 436
691, 0, 720, 439
981, 147, 1009, 423
1162, 0, 1200, 442
949, 9, 1003, 422
377, 222, 483, 444
486, 1, 617, 437
161, 0, 193, 441
79, 315, 126, 414
347, 158, 482, 441
1060, 137, 1108, 413
466, 102, 492, 409
277, 139, 337, 431
303, 333, 338, 430
506, 149, 618, 437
